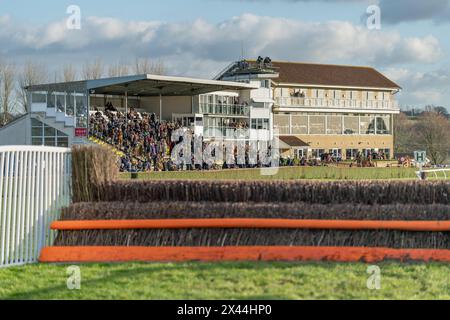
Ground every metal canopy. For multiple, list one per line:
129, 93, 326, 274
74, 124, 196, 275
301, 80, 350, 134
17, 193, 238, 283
26, 74, 257, 97
88, 74, 257, 97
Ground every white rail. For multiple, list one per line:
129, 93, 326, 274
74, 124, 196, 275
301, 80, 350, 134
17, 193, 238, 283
416, 168, 450, 180
0, 146, 71, 268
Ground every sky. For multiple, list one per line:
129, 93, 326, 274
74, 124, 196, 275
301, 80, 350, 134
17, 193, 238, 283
0, 0, 449, 109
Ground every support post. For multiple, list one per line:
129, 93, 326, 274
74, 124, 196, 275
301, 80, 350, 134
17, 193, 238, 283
125, 90, 128, 124
159, 92, 163, 122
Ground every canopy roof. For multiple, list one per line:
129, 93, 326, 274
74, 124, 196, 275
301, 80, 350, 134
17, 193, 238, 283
26, 74, 257, 97
279, 136, 310, 148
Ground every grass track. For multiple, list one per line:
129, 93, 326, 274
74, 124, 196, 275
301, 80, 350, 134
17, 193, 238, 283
0, 262, 449, 300
122, 166, 419, 181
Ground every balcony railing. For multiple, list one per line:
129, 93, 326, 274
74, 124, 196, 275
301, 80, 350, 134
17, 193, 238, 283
199, 103, 250, 117
203, 127, 250, 139
275, 97, 399, 110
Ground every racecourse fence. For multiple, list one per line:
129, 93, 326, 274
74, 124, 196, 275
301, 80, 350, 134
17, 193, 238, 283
416, 168, 450, 180
0, 146, 71, 267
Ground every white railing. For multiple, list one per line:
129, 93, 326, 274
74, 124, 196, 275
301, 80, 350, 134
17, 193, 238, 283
416, 168, 450, 180
0, 146, 71, 268
275, 97, 399, 110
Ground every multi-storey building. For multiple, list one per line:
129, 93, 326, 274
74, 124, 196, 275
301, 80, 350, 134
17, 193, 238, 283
1, 58, 401, 162
217, 59, 401, 160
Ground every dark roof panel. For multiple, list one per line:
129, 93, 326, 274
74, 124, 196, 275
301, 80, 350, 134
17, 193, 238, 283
268, 61, 401, 89
279, 136, 310, 147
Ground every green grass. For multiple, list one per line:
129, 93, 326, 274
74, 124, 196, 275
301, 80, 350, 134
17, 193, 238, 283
0, 262, 449, 300
122, 166, 418, 181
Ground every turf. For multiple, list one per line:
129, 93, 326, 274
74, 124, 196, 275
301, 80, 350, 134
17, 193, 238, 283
122, 166, 419, 181
0, 262, 449, 300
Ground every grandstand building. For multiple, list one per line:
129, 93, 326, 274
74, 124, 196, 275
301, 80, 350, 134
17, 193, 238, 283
216, 59, 401, 160
0, 57, 401, 161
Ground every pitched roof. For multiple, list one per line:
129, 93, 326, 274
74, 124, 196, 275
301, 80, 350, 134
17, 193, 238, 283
279, 136, 310, 148
268, 61, 401, 89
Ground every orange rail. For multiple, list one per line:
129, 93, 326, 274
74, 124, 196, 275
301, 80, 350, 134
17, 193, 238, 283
39, 246, 450, 263
51, 219, 450, 232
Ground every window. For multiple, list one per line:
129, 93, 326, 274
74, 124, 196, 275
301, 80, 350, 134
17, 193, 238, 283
273, 114, 290, 134
327, 115, 343, 134
251, 118, 269, 130
346, 149, 359, 160
376, 115, 391, 134
31, 92, 47, 104
360, 115, 376, 134
291, 115, 308, 134
31, 119, 69, 147
343, 115, 359, 135
260, 80, 270, 89
55, 93, 66, 113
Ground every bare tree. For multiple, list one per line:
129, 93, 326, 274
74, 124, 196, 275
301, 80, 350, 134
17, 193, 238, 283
0, 61, 17, 125
415, 111, 450, 164
394, 112, 419, 154
108, 61, 130, 77
16, 61, 48, 113
82, 58, 104, 80
62, 64, 78, 82
133, 57, 166, 75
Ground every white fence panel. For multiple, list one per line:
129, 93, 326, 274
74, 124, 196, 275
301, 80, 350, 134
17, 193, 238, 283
416, 168, 450, 180
0, 146, 71, 267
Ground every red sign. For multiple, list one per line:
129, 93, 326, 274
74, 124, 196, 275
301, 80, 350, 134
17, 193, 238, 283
75, 128, 88, 137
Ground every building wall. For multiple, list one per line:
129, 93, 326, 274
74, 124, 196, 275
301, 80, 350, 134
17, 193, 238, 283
280, 134, 394, 160
0, 115, 31, 146
140, 96, 192, 121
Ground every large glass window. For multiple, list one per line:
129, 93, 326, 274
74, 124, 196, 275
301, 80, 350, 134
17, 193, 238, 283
31, 119, 69, 147
360, 115, 376, 134
327, 115, 343, 134
376, 115, 391, 134
47, 92, 55, 109
309, 115, 326, 134
291, 115, 308, 134
55, 93, 66, 113
273, 114, 290, 134
251, 119, 269, 130
75, 94, 88, 128
344, 115, 359, 135
66, 93, 75, 116
31, 92, 47, 104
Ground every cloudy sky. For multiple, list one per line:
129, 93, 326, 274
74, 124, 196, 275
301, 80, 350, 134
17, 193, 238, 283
0, 0, 449, 109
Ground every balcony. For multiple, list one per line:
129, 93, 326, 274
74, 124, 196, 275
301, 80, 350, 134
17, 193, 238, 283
275, 97, 399, 111
199, 102, 250, 117
203, 126, 250, 139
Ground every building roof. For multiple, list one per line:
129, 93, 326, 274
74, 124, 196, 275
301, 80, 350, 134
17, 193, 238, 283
26, 74, 257, 97
278, 136, 310, 148
270, 61, 401, 90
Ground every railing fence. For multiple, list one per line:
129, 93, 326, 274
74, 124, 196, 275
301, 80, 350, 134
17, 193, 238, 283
0, 146, 71, 268
416, 168, 450, 180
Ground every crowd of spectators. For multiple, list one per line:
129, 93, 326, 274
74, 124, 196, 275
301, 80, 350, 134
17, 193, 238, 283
89, 107, 182, 172
89, 104, 395, 172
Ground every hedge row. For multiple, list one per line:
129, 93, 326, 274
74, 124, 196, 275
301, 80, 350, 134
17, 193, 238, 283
54, 229, 450, 249
62, 202, 450, 221
91, 180, 450, 204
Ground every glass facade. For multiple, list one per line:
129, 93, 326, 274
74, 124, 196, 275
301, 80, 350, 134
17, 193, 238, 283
31, 90, 88, 128
31, 118, 69, 147
274, 113, 392, 135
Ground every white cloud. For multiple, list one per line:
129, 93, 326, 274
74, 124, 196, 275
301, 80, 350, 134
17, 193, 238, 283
1, 13, 443, 68
384, 67, 450, 107
0, 13, 447, 108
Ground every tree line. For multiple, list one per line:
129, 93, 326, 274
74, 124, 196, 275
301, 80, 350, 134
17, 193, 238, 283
0, 57, 166, 126
395, 106, 450, 164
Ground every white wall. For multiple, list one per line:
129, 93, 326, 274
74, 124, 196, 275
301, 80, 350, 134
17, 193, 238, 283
140, 96, 193, 121
0, 115, 31, 146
